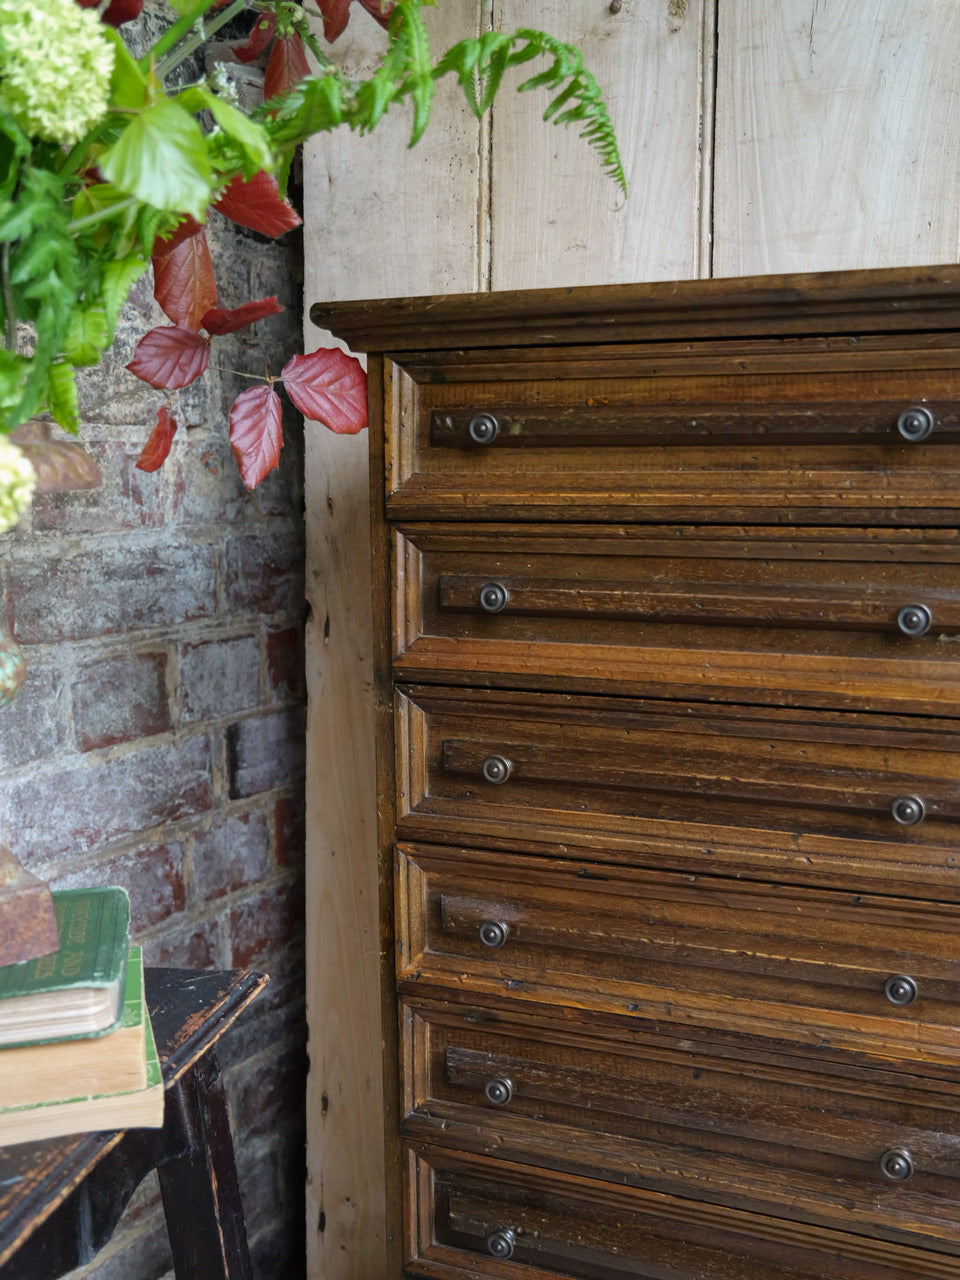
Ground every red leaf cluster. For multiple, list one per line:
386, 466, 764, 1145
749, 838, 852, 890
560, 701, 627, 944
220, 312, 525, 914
125, 5, 377, 488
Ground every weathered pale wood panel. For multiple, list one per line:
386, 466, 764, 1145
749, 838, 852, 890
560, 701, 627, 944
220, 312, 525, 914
490, 0, 714, 287
714, 0, 960, 276
302, 11, 484, 1280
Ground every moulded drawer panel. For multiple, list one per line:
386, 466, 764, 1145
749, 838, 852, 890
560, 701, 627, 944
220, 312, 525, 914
393, 523, 960, 714
396, 845, 960, 1066
407, 1143, 960, 1280
382, 345, 960, 522
396, 686, 960, 897
404, 999, 960, 1254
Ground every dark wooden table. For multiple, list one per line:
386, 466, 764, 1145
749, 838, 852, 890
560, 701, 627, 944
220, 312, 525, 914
0, 967, 268, 1280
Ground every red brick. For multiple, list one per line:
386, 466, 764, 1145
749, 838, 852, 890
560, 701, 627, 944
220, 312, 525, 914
2, 736, 213, 864
266, 626, 304, 701
72, 650, 170, 751
229, 1045, 307, 1142
227, 709, 305, 799
179, 634, 260, 723
224, 530, 304, 617
9, 540, 216, 643
30, 437, 168, 534
194, 810, 271, 901
48, 843, 186, 930
143, 914, 223, 970
0, 662, 66, 769
274, 793, 305, 868
229, 880, 304, 969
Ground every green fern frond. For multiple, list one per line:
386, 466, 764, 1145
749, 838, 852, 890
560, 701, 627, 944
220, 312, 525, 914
265, 4, 625, 197
512, 29, 626, 197
437, 25, 626, 197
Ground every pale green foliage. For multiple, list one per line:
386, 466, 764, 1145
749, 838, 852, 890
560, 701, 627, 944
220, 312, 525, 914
0, 436, 35, 532
0, 0, 114, 145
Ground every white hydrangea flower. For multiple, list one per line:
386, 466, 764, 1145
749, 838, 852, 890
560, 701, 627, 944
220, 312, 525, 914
0, 0, 114, 146
0, 437, 36, 533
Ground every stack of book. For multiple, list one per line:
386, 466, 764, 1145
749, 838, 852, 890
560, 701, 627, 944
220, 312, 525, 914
0, 886, 164, 1145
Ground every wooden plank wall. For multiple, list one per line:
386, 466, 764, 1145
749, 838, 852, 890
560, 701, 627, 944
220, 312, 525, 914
301, 4, 960, 1276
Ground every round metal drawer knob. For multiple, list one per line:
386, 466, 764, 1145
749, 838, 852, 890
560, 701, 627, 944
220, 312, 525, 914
891, 795, 925, 826
468, 413, 500, 445
896, 406, 935, 442
479, 920, 509, 948
486, 1228, 516, 1260
896, 604, 932, 637
481, 754, 512, 784
880, 1148, 914, 1182
484, 1077, 514, 1106
479, 582, 510, 613
884, 974, 918, 1006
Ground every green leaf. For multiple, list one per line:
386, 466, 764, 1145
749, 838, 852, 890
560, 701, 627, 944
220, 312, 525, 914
0, 166, 80, 427
0, 111, 29, 202
0, 351, 31, 421
101, 254, 149, 343
395, 1, 435, 145
100, 99, 214, 220
45, 362, 80, 434
64, 307, 110, 367
177, 86, 273, 174
105, 28, 148, 111
264, 77, 345, 150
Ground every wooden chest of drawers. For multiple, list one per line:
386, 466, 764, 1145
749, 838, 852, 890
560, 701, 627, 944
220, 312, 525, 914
312, 267, 960, 1279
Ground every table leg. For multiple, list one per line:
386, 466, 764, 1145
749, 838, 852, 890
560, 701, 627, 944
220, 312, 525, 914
157, 1050, 254, 1280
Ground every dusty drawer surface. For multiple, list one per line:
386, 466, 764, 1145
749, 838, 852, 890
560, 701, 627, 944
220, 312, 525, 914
393, 523, 960, 713
396, 686, 960, 895
404, 999, 960, 1254
406, 1143, 960, 1280
381, 345, 960, 523
396, 844, 960, 1065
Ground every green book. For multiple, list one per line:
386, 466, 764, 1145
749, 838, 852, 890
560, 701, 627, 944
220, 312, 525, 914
0, 887, 130, 1048
0, 948, 164, 1145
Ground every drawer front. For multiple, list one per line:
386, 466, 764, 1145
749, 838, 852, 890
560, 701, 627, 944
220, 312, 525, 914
397, 845, 960, 1064
407, 1144, 960, 1279
397, 687, 960, 896
394, 524, 960, 714
404, 1000, 960, 1252
383, 346, 960, 522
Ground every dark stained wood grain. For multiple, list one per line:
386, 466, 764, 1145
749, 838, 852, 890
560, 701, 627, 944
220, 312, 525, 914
362, 268, 960, 1279
394, 523, 960, 714
311, 263, 960, 351
408, 1143, 960, 1279
403, 998, 960, 1253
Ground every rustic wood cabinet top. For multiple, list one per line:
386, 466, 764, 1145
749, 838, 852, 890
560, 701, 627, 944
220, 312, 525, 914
311, 264, 960, 351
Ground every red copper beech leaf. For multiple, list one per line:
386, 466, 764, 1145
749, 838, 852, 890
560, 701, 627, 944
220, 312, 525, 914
126, 327, 210, 390
202, 296, 283, 336
280, 347, 367, 433
154, 215, 203, 257
319, 0, 393, 40
231, 12, 276, 62
264, 33, 311, 100
230, 385, 283, 489
214, 171, 301, 238
152, 225, 217, 330
136, 406, 178, 472
76, 0, 143, 25
319, 0, 350, 41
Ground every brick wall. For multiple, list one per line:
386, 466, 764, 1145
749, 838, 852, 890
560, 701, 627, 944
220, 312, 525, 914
0, 122, 308, 1280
